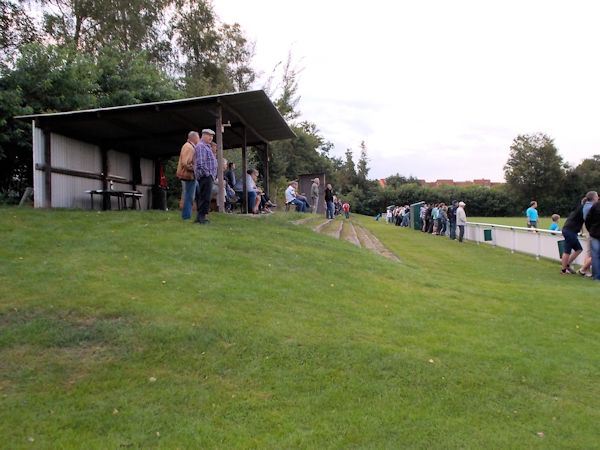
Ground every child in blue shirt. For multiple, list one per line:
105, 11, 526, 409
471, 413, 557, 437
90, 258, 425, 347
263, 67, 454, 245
526, 201, 539, 228
549, 214, 560, 231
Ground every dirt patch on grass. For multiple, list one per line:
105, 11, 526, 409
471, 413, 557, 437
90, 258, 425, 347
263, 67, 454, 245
311, 219, 401, 262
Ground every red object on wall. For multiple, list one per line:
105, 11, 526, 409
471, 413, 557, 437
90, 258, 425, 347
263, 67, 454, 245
159, 163, 168, 188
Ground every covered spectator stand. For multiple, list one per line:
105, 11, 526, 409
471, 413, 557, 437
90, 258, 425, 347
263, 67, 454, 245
17, 90, 294, 213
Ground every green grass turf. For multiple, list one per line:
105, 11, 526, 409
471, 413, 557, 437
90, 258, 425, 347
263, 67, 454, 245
469, 217, 565, 229
1, 208, 599, 449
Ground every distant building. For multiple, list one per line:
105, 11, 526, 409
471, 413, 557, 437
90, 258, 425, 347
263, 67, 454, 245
418, 178, 503, 188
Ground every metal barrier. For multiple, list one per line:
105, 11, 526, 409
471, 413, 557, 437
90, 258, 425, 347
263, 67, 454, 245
465, 222, 588, 265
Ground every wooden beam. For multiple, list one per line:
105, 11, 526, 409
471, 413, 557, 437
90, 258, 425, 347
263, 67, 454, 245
219, 100, 270, 146
43, 129, 52, 208
216, 104, 225, 213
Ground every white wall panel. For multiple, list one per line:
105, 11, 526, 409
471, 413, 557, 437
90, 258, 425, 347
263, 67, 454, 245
52, 174, 103, 209
140, 158, 154, 186
108, 150, 131, 180
51, 134, 101, 172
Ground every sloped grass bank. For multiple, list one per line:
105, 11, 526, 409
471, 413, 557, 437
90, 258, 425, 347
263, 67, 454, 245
1, 209, 599, 449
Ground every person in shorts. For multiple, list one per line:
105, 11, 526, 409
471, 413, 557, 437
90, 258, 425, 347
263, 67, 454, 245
526, 201, 539, 228
561, 191, 598, 274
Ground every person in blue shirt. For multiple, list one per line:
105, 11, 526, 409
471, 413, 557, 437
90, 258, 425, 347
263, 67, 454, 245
526, 201, 539, 228
549, 214, 560, 231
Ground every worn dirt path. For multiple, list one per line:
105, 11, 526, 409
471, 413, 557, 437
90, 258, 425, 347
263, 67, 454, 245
308, 218, 400, 262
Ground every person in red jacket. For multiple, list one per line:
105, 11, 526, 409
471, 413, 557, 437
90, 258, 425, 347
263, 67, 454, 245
342, 201, 350, 219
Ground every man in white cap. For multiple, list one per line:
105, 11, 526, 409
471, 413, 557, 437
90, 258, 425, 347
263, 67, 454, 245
194, 129, 217, 224
311, 177, 320, 213
456, 201, 467, 242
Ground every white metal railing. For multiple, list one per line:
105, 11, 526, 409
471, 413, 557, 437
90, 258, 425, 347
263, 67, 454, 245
464, 222, 587, 264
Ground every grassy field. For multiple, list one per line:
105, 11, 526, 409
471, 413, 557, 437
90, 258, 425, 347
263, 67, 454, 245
1, 208, 599, 449
469, 216, 565, 229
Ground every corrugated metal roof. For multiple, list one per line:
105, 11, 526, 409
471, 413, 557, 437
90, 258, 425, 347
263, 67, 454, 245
17, 90, 295, 157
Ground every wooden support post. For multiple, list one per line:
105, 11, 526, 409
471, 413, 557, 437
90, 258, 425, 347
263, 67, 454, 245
242, 126, 248, 214
43, 129, 52, 208
216, 104, 225, 213
263, 143, 270, 197
101, 148, 109, 210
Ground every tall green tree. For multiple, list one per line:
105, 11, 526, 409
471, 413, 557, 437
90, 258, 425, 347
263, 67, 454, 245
31, 0, 170, 56
0, 0, 38, 68
356, 141, 369, 181
574, 155, 600, 189
0, 44, 99, 195
503, 133, 565, 213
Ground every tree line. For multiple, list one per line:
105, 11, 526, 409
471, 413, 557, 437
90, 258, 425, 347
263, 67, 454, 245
1, 0, 598, 217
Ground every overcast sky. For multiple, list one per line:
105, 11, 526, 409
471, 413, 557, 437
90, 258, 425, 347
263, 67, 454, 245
214, 0, 600, 182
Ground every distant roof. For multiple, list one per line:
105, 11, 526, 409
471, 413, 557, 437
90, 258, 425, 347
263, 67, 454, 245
16, 90, 294, 157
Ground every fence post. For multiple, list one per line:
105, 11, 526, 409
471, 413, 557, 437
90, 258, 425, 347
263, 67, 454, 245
511, 228, 515, 254
536, 231, 541, 260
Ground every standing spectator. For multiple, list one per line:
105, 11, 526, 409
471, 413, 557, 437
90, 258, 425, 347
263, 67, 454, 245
578, 192, 597, 277
526, 201, 539, 228
325, 183, 334, 219
456, 201, 467, 242
432, 204, 440, 234
224, 162, 236, 190
311, 178, 320, 213
194, 129, 217, 224
439, 203, 448, 236
419, 204, 427, 232
342, 201, 350, 219
584, 194, 600, 280
386, 208, 393, 224
448, 200, 458, 240
176, 131, 200, 220
560, 192, 597, 274
401, 206, 410, 227
549, 214, 560, 231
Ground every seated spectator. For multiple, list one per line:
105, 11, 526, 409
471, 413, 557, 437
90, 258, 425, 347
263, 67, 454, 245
285, 181, 308, 212
257, 184, 276, 213
549, 214, 560, 231
234, 169, 261, 214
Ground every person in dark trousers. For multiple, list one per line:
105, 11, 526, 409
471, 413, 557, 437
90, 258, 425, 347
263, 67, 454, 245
448, 200, 458, 240
324, 183, 334, 219
425, 204, 433, 233
583, 192, 600, 280
194, 129, 217, 224
224, 162, 236, 190
176, 131, 200, 220
561, 191, 598, 274
456, 201, 467, 242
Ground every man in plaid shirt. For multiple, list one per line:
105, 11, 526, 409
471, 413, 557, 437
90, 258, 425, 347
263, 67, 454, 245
194, 129, 218, 224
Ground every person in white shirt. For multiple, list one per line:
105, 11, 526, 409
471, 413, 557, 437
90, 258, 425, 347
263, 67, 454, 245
456, 201, 467, 242
285, 181, 308, 212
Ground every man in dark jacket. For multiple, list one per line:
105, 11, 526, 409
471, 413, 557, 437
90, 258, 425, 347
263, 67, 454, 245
448, 200, 458, 240
584, 193, 600, 280
324, 184, 334, 219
